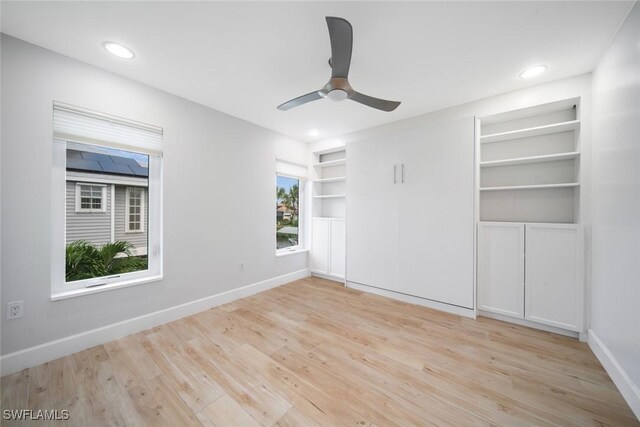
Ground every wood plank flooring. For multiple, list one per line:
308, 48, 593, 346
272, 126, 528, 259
1, 277, 638, 426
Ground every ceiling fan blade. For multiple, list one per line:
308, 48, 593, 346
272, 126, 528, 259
350, 92, 401, 112
326, 17, 353, 78
277, 91, 323, 111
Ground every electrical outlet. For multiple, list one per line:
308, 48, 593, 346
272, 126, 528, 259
6, 301, 24, 320
239, 262, 245, 272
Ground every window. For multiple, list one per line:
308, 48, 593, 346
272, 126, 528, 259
51, 102, 163, 299
276, 174, 303, 252
76, 183, 106, 212
125, 187, 145, 233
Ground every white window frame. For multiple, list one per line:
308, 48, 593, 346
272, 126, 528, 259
125, 187, 146, 233
275, 173, 305, 255
75, 183, 107, 213
52, 139, 163, 300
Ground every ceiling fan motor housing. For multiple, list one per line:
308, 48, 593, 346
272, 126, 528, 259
321, 77, 353, 101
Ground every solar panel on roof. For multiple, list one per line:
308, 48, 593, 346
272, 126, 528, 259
99, 162, 134, 175
79, 152, 107, 161
66, 149, 148, 177
129, 164, 149, 177
111, 156, 138, 166
67, 158, 103, 173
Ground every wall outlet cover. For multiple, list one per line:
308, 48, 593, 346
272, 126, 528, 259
6, 301, 24, 320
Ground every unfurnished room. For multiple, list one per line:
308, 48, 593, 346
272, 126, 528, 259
0, 1, 639, 425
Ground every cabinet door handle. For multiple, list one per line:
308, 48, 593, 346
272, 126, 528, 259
394, 165, 397, 184
401, 164, 405, 183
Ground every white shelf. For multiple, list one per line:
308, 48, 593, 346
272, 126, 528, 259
311, 217, 345, 220
481, 120, 580, 144
312, 177, 346, 183
480, 183, 580, 192
313, 194, 346, 199
313, 159, 346, 168
480, 152, 580, 168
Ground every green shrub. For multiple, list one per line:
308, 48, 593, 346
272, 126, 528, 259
65, 240, 148, 282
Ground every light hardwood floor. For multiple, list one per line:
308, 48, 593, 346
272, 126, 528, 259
1, 277, 638, 426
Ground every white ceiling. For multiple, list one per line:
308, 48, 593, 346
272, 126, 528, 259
1, 1, 633, 142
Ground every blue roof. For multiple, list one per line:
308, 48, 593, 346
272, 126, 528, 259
66, 149, 148, 178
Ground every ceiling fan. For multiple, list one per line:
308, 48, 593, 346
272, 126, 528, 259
277, 17, 401, 112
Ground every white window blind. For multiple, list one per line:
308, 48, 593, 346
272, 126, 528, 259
276, 158, 308, 179
53, 102, 163, 156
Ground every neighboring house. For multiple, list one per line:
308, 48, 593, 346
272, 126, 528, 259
66, 149, 149, 256
276, 205, 293, 221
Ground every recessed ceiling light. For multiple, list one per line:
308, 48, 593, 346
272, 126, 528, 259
519, 65, 547, 79
308, 129, 319, 137
102, 41, 135, 59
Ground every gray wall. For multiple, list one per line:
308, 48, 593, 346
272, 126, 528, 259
1, 34, 308, 355
590, 2, 640, 392
65, 181, 112, 246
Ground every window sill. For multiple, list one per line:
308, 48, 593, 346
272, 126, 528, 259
276, 248, 309, 258
51, 274, 163, 301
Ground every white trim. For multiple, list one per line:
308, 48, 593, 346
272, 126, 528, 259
110, 184, 115, 242
53, 274, 163, 301
588, 330, 640, 420
275, 248, 309, 258
346, 281, 476, 319
67, 171, 148, 187
478, 310, 579, 338
311, 271, 345, 283
1, 269, 310, 376
125, 187, 145, 233
74, 182, 107, 213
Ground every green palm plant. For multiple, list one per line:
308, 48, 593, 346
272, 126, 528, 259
65, 240, 148, 282
276, 184, 299, 214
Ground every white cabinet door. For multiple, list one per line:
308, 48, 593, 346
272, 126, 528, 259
310, 219, 329, 274
346, 135, 399, 289
478, 222, 525, 317
396, 118, 475, 308
329, 219, 346, 278
525, 224, 584, 331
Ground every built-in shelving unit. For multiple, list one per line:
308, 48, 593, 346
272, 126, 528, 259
480, 120, 580, 144
477, 98, 586, 334
310, 148, 347, 218
480, 183, 580, 192
480, 152, 580, 168
312, 176, 346, 183
478, 98, 581, 224
312, 158, 346, 168
310, 146, 347, 281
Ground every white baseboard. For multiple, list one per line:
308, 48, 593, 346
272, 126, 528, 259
0, 269, 310, 376
310, 271, 345, 284
588, 329, 640, 420
478, 310, 579, 339
346, 281, 476, 319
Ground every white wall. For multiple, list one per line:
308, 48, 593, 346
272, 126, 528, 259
0, 35, 308, 359
590, 2, 640, 416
